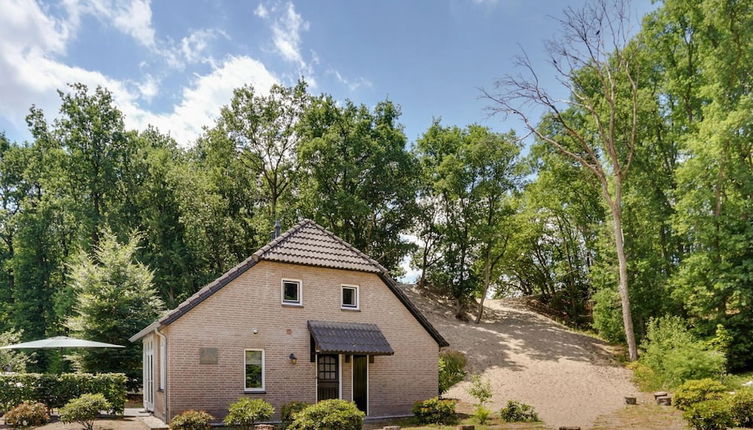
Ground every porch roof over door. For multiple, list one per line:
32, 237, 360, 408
308, 320, 394, 356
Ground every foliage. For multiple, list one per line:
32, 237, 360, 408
637, 317, 725, 389
3, 402, 49, 429
729, 388, 753, 428
499, 400, 540, 423
223, 398, 274, 429
411, 397, 457, 425
288, 399, 364, 430
0, 372, 126, 414
169, 410, 214, 430
674, 379, 729, 411
472, 405, 491, 424
591, 289, 626, 343
0, 329, 32, 372
684, 399, 735, 430
438, 349, 467, 394
466, 374, 492, 406
280, 401, 310, 429
66, 230, 164, 389
59, 393, 111, 430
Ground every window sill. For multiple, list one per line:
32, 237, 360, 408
282, 303, 303, 308
341, 307, 360, 312
243, 390, 266, 394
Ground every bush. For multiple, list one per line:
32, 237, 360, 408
637, 317, 726, 389
223, 398, 274, 429
499, 400, 540, 422
60, 393, 111, 430
467, 374, 492, 406
0, 372, 127, 414
592, 288, 626, 343
473, 405, 491, 424
169, 410, 214, 430
729, 388, 753, 427
439, 350, 467, 394
281, 401, 310, 429
3, 402, 50, 428
674, 379, 729, 411
412, 397, 457, 425
288, 399, 364, 430
684, 399, 735, 430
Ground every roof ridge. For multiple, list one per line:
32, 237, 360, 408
305, 221, 389, 273
253, 218, 314, 259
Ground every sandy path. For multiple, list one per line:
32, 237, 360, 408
404, 287, 639, 430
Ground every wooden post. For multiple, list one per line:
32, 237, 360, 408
456, 426, 475, 430
625, 396, 637, 405
657, 396, 672, 406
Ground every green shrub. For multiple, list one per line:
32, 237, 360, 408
499, 400, 540, 422
684, 399, 735, 430
637, 317, 726, 389
592, 288, 626, 343
412, 397, 457, 425
169, 410, 214, 430
288, 399, 364, 430
3, 402, 50, 428
223, 398, 274, 429
0, 372, 126, 414
281, 401, 310, 429
674, 379, 729, 411
473, 405, 491, 424
60, 393, 111, 430
467, 374, 492, 406
439, 350, 467, 394
729, 388, 753, 427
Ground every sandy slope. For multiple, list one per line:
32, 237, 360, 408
404, 286, 639, 430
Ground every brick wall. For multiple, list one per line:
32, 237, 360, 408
162, 261, 439, 421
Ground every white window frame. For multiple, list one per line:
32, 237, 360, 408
341, 284, 360, 310
281, 279, 303, 306
244, 349, 266, 392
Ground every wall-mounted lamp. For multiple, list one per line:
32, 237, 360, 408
289, 353, 297, 364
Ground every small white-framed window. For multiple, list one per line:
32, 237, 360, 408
341, 285, 359, 310
281, 279, 302, 306
244, 349, 265, 392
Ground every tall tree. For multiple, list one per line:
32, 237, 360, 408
485, 0, 644, 360
298, 96, 419, 272
215, 81, 309, 226
67, 230, 164, 389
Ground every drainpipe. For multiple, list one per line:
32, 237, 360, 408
154, 328, 168, 422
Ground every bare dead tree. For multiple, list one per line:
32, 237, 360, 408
483, 0, 641, 360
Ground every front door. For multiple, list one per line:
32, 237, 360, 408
353, 355, 368, 414
317, 354, 339, 401
142, 337, 154, 411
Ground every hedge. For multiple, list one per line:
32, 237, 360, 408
0, 373, 127, 414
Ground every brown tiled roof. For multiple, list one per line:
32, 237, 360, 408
253, 220, 387, 273
308, 320, 394, 355
131, 219, 448, 347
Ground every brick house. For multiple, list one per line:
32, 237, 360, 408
130, 219, 449, 423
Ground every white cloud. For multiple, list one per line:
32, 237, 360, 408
254, 3, 268, 18
0, 0, 277, 146
132, 56, 278, 145
63, 0, 156, 48
329, 69, 372, 92
179, 29, 224, 65
256, 1, 309, 69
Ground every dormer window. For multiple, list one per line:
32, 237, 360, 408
341, 285, 359, 310
281, 279, 302, 306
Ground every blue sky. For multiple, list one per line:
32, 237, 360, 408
1, 0, 655, 147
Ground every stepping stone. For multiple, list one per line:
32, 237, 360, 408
653, 391, 668, 399
657, 396, 672, 406
625, 396, 637, 405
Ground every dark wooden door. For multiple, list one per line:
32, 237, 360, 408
353, 355, 367, 413
317, 354, 339, 401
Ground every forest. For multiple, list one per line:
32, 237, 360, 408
1, 0, 752, 382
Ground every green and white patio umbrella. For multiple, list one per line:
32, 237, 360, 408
0, 336, 124, 350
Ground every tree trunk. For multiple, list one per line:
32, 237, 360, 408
610, 199, 638, 361
475, 253, 492, 324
